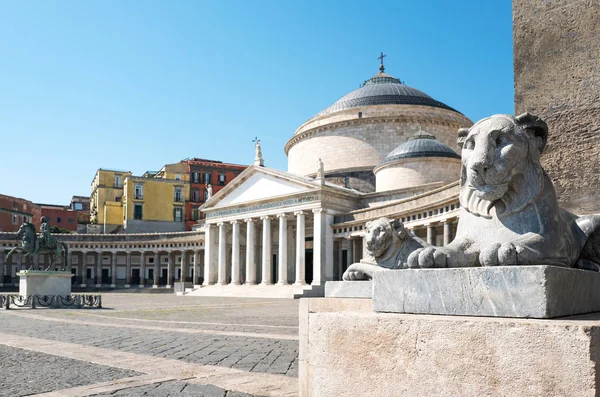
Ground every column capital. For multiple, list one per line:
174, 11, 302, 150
260, 215, 272, 221
276, 213, 288, 219
217, 222, 226, 227
294, 210, 305, 216
312, 208, 324, 214
126, 251, 132, 257
111, 250, 118, 255
244, 217, 255, 223
230, 220, 239, 225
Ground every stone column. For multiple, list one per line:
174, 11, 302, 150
181, 251, 188, 282
81, 252, 88, 287
294, 211, 306, 285
337, 241, 344, 280
444, 220, 453, 246
230, 221, 241, 285
217, 223, 227, 285
111, 251, 117, 288
139, 251, 146, 287
95, 251, 102, 287
346, 238, 354, 268
203, 224, 218, 285
66, 250, 72, 272
277, 213, 288, 285
260, 216, 273, 285
427, 224, 436, 246
312, 209, 331, 285
167, 251, 174, 288
125, 252, 132, 287
193, 250, 201, 287
153, 251, 160, 287
245, 218, 257, 285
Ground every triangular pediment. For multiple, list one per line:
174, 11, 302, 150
202, 166, 319, 210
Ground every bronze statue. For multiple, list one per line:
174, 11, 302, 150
6, 218, 69, 271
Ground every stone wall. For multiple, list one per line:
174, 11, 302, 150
514, 0, 600, 214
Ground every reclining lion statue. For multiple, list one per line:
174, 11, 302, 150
344, 113, 600, 280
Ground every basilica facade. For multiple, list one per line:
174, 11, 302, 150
191, 64, 472, 298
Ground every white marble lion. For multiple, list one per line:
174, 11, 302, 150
344, 113, 600, 280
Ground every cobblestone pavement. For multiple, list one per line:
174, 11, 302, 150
0, 345, 140, 397
0, 294, 299, 396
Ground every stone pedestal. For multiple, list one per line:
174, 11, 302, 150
373, 266, 600, 318
18, 270, 72, 296
300, 298, 600, 397
324, 281, 372, 298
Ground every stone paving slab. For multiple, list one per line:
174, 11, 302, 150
0, 333, 297, 397
0, 345, 140, 397
89, 380, 256, 397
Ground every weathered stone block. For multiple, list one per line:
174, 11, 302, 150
300, 298, 600, 397
373, 266, 600, 318
324, 281, 372, 298
18, 270, 72, 296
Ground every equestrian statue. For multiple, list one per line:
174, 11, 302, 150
6, 216, 69, 271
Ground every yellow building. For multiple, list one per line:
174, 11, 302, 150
90, 169, 132, 233
122, 174, 189, 233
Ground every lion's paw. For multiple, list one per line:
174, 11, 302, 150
407, 247, 447, 268
343, 270, 366, 281
479, 242, 519, 266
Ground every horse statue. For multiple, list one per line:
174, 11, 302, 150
6, 222, 69, 271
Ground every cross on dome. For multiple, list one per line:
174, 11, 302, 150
378, 52, 386, 72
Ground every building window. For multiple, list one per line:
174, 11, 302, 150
203, 190, 208, 201
174, 207, 182, 222
134, 184, 144, 200
68, 218, 74, 224
115, 175, 122, 188
358, 111, 363, 118
192, 209, 200, 220
13, 202, 17, 209
344, 176, 350, 188
175, 174, 181, 181
192, 172, 200, 183
192, 190, 200, 202
116, 196, 122, 202
174, 187, 182, 202
134, 204, 143, 220
12, 214, 18, 224
57, 217, 62, 223
73, 202, 83, 210
218, 174, 226, 185
203, 172, 212, 184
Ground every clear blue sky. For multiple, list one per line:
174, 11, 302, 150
0, 0, 513, 205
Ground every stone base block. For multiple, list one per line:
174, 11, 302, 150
300, 298, 600, 397
324, 281, 372, 298
373, 265, 600, 318
18, 271, 72, 296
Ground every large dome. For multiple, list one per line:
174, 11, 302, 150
315, 71, 460, 117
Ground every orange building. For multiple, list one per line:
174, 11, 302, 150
0, 194, 40, 232
182, 158, 247, 230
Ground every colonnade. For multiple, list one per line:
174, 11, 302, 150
204, 208, 332, 287
0, 248, 203, 288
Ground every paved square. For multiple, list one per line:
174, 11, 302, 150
0, 294, 299, 397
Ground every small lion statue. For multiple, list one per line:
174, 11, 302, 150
343, 217, 425, 280
344, 113, 600, 280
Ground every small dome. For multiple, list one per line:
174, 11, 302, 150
314, 71, 460, 117
381, 133, 461, 164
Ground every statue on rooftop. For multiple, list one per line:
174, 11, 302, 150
344, 113, 600, 280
